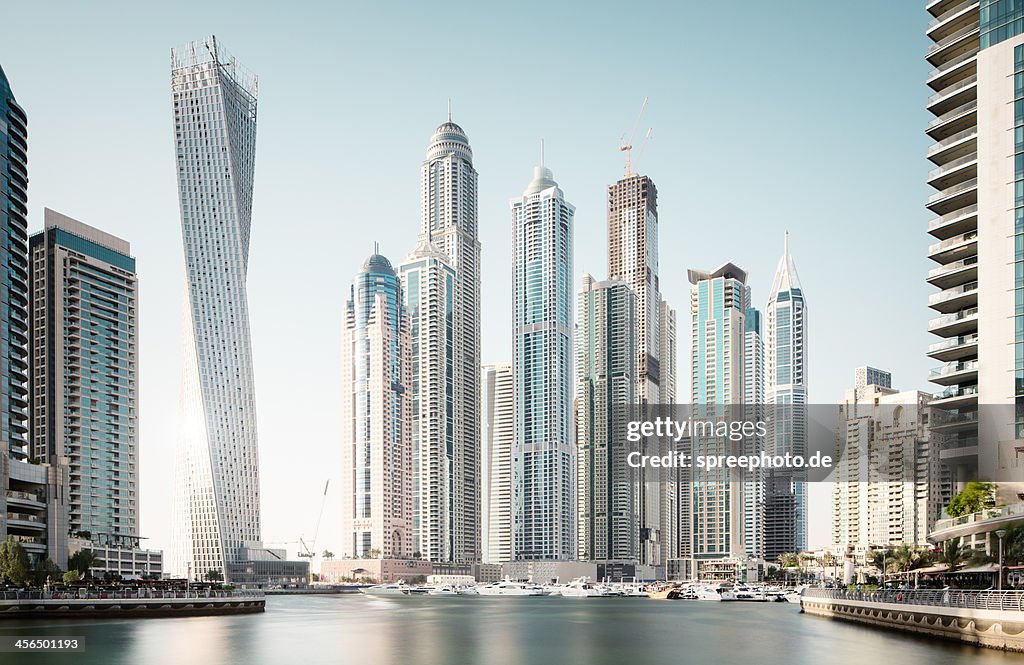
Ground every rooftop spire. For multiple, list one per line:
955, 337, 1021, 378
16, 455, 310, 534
447, 98, 452, 122
768, 231, 803, 298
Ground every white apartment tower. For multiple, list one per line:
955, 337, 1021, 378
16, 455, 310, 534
418, 115, 481, 562
511, 164, 575, 561
481, 364, 513, 564
170, 37, 261, 581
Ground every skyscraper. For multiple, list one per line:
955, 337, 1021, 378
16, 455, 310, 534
29, 209, 138, 546
764, 233, 807, 556
481, 364, 513, 564
419, 115, 480, 563
511, 163, 575, 561
0, 63, 69, 570
924, 2, 1019, 487
170, 37, 261, 581
398, 236, 458, 562
606, 173, 676, 566
832, 370, 941, 557
576, 274, 637, 563
340, 253, 413, 559
686, 263, 751, 563
742, 307, 765, 560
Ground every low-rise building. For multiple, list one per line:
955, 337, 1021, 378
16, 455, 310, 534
320, 558, 431, 584
68, 536, 162, 580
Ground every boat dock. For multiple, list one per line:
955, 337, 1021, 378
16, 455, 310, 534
0, 589, 265, 619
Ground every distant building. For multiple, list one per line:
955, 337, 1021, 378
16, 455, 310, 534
511, 163, 575, 561
832, 371, 943, 557
227, 543, 309, 588
340, 253, 413, 559
30, 209, 139, 550
69, 537, 162, 581
854, 366, 891, 390
481, 364, 513, 564
575, 275, 637, 563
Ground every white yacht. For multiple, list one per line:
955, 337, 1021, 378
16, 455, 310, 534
427, 585, 460, 596
559, 577, 608, 598
362, 581, 410, 596
475, 578, 546, 596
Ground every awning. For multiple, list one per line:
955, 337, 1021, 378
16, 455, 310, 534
952, 563, 1001, 574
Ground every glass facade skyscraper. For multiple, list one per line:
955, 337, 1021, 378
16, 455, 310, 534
764, 233, 807, 557
340, 253, 413, 559
418, 117, 481, 563
511, 164, 575, 561
29, 209, 138, 546
169, 37, 261, 581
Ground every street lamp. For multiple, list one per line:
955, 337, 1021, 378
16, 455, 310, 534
996, 529, 1008, 592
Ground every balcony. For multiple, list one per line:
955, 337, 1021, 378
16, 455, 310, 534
927, 256, 978, 288
930, 408, 979, 431
928, 203, 978, 240
928, 229, 977, 263
927, 0, 978, 18
927, 0, 980, 42
929, 359, 979, 385
928, 306, 979, 336
927, 21, 980, 67
927, 151, 977, 190
6, 512, 45, 530
930, 384, 979, 409
927, 126, 977, 164
5, 489, 44, 509
927, 333, 979, 361
927, 177, 978, 216
928, 280, 978, 312
928, 74, 978, 117
926, 47, 977, 93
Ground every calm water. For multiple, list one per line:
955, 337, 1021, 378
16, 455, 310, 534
2, 594, 1022, 665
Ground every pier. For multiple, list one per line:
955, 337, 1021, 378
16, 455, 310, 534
802, 588, 1024, 651
0, 589, 265, 619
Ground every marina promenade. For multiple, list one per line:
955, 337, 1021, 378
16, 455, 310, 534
0, 589, 265, 619
802, 588, 1024, 651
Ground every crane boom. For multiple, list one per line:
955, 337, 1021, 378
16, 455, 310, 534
619, 96, 648, 177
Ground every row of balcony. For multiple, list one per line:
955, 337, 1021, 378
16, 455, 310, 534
927, 0, 979, 40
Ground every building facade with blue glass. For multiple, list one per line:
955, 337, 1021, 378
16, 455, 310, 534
511, 164, 575, 561
29, 209, 138, 548
340, 253, 413, 559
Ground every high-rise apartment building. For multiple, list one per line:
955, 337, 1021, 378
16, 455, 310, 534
418, 116, 480, 563
924, 1, 1024, 486
0, 63, 69, 570
340, 253, 413, 559
481, 364, 513, 564
399, 236, 458, 562
764, 234, 807, 556
29, 209, 138, 547
170, 37, 261, 581
576, 274, 637, 563
686, 263, 752, 560
606, 173, 676, 566
511, 164, 575, 561
742, 307, 765, 560
855, 366, 891, 390
832, 370, 942, 557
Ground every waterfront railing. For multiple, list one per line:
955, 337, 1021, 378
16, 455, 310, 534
804, 588, 1024, 612
0, 589, 265, 601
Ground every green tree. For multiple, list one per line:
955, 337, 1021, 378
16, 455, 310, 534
889, 545, 929, 573
63, 571, 81, 585
0, 537, 29, 586
321, 550, 334, 560
32, 557, 62, 587
1000, 524, 1024, 566
777, 552, 798, 568
937, 537, 970, 567
946, 481, 996, 518
67, 549, 97, 578
205, 569, 223, 582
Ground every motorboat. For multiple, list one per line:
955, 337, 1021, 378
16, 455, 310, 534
427, 585, 460, 596
362, 581, 410, 596
559, 577, 608, 598
457, 585, 479, 595
475, 578, 546, 596
732, 585, 768, 602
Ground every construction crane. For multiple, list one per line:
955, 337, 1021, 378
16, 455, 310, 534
619, 96, 653, 177
297, 480, 330, 584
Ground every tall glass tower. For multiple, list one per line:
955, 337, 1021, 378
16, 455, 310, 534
419, 116, 480, 562
340, 253, 413, 559
169, 37, 261, 581
764, 233, 807, 556
511, 164, 575, 561
0, 64, 29, 464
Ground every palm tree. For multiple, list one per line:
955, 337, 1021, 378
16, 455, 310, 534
889, 545, 929, 573
937, 537, 969, 568
777, 552, 798, 569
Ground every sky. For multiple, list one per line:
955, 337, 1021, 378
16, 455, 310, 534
1, 0, 933, 558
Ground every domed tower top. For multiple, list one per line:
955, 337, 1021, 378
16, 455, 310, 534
360, 252, 395, 276
426, 103, 473, 163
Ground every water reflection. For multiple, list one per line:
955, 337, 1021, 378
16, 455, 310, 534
0, 594, 1021, 665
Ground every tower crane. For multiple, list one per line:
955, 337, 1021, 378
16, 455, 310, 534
619, 96, 653, 177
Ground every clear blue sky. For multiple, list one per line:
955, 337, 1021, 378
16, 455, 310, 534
1, 0, 932, 555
